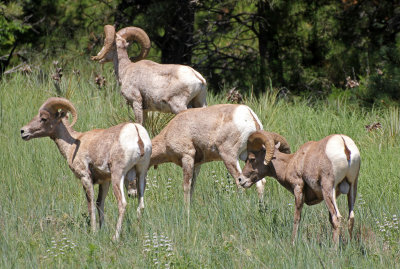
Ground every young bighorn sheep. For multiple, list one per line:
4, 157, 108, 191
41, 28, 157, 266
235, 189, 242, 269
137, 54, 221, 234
20, 97, 152, 240
92, 25, 207, 124
238, 131, 360, 244
149, 104, 267, 206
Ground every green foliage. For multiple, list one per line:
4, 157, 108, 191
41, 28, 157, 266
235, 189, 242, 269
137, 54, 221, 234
0, 2, 30, 44
1, 0, 400, 103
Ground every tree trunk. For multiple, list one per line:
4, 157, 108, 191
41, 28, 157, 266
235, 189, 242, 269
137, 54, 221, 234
257, 0, 268, 95
160, 0, 195, 65
257, 0, 284, 93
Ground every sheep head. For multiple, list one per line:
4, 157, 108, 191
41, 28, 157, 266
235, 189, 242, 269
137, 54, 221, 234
116, 34, 129, 50
91, 25, 151, 63
20, 97, 77, 140
239, 131, 290, 188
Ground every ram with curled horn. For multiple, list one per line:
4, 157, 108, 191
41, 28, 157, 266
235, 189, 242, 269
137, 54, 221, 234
238, 131, 360, 245
20, 97, 152, 241
148, 104, 270, 210
92, 25, 207, 125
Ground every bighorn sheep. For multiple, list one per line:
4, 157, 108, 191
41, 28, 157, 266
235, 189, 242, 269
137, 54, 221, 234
20, 97, 152, 240
149, 104, 267, 206
91, 25, 207, 124
238, 131, 360, 244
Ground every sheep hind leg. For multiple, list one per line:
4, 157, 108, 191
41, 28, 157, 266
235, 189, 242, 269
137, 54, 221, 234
191, 89, 207, 108
347, 179, 358, 239
292, 185, 304, 245
170, 102, 188, 114
96, 181, 110, 228
142, 111, 148, 126
131, 100, 144, 125
322, 186, 342, 244
111, 171, 127, 241
135, 164, 148, 219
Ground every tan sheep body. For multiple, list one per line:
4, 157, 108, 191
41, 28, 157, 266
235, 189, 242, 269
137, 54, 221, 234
239, 131, 360, 244
20, 97, 152, 240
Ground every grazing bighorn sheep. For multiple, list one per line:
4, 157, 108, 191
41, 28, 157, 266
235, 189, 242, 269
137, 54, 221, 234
149, 104, 267, 206
238, 131, 360, 244
91, 25, 207, 124
20, 97, 152, 240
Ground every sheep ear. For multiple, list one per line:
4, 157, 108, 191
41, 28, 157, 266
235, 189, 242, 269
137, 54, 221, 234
55, 110, 66, 119
275, 142, 281, 149
263, 144, 270, 165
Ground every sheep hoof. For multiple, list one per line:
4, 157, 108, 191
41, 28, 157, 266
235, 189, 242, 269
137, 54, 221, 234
112, 234, 119, 242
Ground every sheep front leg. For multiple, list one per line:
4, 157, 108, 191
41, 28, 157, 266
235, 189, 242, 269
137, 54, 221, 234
96, 181, 110, 228
292, 185, 304, 244
256, 178, 266, 203
122, 87, 144, 124
219, 152, 241, 187
81, 176, 96, 233
111, 172, 127, 241
190, 165, 201, 199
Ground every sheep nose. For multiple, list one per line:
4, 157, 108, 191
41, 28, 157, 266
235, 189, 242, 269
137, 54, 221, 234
238, 177, 243, 183
20, 129, 24, 134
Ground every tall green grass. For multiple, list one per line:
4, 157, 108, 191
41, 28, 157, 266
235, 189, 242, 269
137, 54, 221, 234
1, 58, 400, 268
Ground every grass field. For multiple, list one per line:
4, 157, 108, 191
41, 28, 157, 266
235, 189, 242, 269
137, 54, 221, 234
1, 58, 400, 268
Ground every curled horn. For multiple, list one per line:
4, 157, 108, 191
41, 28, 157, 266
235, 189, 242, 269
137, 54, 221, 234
247, 131, 276, 165
116, 27, 151, 61
39, 97, 78, 127
263, 131, 291, 154
91, 25, 116, 61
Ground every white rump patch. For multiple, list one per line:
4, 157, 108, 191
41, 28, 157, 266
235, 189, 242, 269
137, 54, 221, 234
233, 106, 263, 154
325, 135, 350, 186
177, 66, 205, 86
119, 123, 142, 166
325, 135, 360, 187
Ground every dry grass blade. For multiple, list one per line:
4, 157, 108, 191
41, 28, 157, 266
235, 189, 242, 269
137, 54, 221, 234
144, 112, 175, 138
109, 109, 174, 138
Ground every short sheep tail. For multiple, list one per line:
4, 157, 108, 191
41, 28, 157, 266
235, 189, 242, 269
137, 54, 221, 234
190, 68, 207, 85
341, 135, 351, 162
